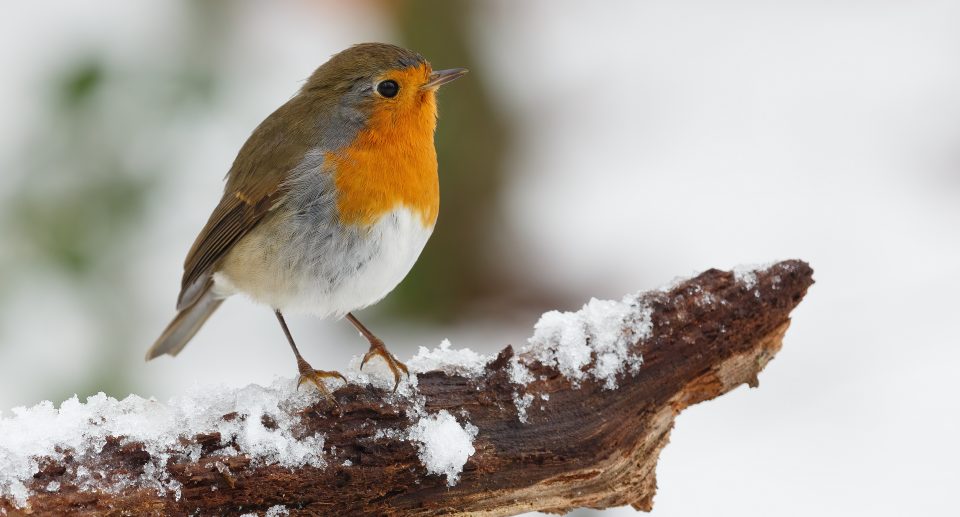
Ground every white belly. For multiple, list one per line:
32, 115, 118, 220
213, 206, 434, 318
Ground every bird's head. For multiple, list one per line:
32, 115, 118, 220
303, 43, 467, 139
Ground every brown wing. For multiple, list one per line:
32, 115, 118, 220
177, 100, 314, 310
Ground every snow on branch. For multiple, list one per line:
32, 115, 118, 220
0, 261, 813, 516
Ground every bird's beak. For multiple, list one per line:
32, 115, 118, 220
421, 68, 468, 90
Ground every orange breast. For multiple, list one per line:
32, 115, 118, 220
327, 67, 440, 228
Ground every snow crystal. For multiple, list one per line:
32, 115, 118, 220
734, 269, 758, 289
733, 262, 778, 289
265, 504, 290, 516
408, 410, 478, 486
373, 427, 405, 441
524, 293, 653, 389
529, 310, 592, 379
242, 506, 289, 517
513, 393, 534, 423
0, 378, 325, 507
407, 339, 493, 378
507, 356, 535, 385
365, 375, 482, 486
695, 287, 718, 307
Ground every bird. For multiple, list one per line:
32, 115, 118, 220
146, 43, 467, 400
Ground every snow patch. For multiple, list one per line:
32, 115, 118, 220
240, 506, 288, 517
0, 378, 325, 507
407, 410, 478, 486
265, 504, 290, 516
734, 269, 758, 289
407, 339, 493, 378
524, 293, 653, 389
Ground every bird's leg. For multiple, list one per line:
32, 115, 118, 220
346, 312, 409, 391
275, 311, 345, 403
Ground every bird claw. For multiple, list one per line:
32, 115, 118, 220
296, 360, 345, 406
360, 341, 410, 392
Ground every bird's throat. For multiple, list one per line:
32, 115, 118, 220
327, 89, 440, 229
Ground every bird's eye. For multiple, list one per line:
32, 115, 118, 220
376, 80, 399, 98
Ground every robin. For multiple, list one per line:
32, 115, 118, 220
146, 43, 467, 399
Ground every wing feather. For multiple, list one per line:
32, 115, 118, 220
176, 100, 315, 310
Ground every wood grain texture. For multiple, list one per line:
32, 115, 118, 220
2, 261, 813, 517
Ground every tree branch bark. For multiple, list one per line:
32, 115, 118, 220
1, 261, 813, 516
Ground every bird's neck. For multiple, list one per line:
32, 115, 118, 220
327, 93, 440, 228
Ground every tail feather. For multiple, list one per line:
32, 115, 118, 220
146, 286, 223, 360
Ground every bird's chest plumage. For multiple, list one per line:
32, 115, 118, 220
214, 135, 439, 317
278, 204, 435, 317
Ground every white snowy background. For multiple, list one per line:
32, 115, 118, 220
2, 1, 959, 516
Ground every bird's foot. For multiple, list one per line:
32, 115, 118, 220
360, 340, 410, 391
296, 357, 346, 405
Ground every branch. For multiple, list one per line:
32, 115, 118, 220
0, 261, 813, 516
